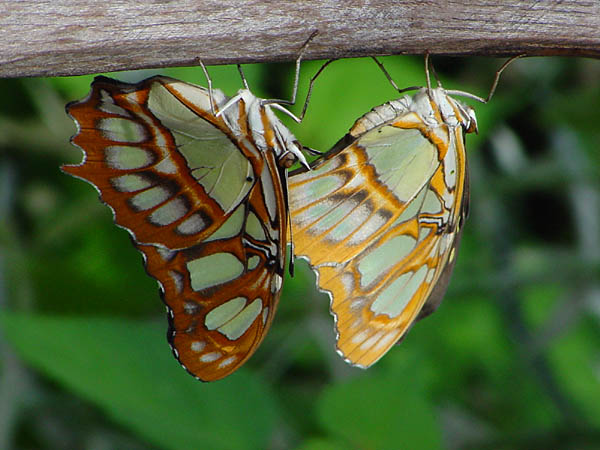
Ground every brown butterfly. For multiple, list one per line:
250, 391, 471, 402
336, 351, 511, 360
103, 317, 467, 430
63, 34, 319, 381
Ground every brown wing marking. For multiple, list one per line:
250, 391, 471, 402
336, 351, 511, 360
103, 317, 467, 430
63, 76, 259, 250
141, 156, 287, 381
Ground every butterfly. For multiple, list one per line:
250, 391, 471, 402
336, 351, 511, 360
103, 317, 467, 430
63, 34, 318, 381
289, 55, 519, 368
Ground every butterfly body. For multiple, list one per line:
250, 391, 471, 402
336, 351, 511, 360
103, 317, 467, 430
289, 86, 475, 368
65, 75, 304, 380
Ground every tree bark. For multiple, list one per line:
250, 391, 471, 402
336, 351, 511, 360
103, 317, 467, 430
1, 0, 599, 78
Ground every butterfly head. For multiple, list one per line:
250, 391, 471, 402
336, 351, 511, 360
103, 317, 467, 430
449, 95, 478, 134
260, 101, 310, 170
217, 89, 309, 169
418, 86, 479, 135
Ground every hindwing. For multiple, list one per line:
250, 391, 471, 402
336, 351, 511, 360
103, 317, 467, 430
290, 90, 472, 368
64, 75, 290, 380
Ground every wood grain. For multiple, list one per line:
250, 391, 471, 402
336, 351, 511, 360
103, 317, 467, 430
1, 0, 599, 78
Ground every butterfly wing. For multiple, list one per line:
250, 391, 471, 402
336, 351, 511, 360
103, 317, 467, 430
290, 103, 469, 368
140, 155, 286, 380
64, 76, 258, 250
64, 76, 287, 380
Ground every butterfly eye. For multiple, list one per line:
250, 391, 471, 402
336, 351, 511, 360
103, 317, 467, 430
279, 152, 297, 168
465, 106, 478, 134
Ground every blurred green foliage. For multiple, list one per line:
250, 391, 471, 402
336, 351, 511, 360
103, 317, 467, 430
1, 54, 599, 449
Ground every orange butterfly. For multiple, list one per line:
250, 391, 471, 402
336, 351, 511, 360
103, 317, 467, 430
289, 55, 519, 368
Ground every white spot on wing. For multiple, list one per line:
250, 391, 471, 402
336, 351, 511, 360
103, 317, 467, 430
190, 341, 206, 352
156, 246, 176, 261
374, 331, 399, 351
270, 273, 282, 293
154, 155, 178, 174
205, 297, 247, 330
168, 270, 184, 294
200, 352, 222, 363
105, 146, 153, 170
370, 265, 429, 318
176, 213, 208, 235
217, 298, 263, 340
183, 301, 199, 315
187, 253, 244, 291
129, 185, 171, 211
357, 234, 416, 287
246, 211, 266, 241
347, 212, 388, 245
247, 255, 260, 270
425, 268, 435, 284
148, 197, 188, 226
205, 204, 245, 242
111, 174, 152, 192
218, 356, 237, 368
99, 117, 147, 143
360, 331, 384, 351
99, 90, 130, 117
351, 330, 369, 345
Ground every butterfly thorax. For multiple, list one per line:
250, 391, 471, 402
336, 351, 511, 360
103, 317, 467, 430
226, 90, 306, 169
421, 87, 478, 134
348, 87, 477, 139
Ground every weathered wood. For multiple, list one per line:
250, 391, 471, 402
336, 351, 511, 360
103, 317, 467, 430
1, 0, 599, 78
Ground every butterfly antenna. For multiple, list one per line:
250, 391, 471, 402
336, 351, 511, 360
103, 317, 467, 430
371, 57, 422, 94
303, 145, 323, 156
197, 58, 216, 116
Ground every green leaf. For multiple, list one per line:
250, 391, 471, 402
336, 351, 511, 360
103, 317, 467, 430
1, 312, 280, 450
317, 355, 442, 450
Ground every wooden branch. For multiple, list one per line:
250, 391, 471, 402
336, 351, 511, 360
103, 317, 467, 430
2, 0, 599, 78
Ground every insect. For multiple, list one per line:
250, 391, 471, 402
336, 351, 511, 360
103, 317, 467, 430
63, 34, 318, 381
289, 55, 519, 368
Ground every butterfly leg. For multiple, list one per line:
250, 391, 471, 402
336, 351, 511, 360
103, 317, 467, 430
295, 58, 339, 122
444, 54, 525, 104
481, 54, 524, 103
302, 146, 323, 156
237, 64, 250, 90
269, 56, 339, 124
285, 29, 319, 108
197, 58, 217, 115
259, 30, 320, 122
370, 57, 422, 95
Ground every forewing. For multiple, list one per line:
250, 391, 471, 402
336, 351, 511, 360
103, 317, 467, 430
290, 113, 468, 367
63, 75, 255, 250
